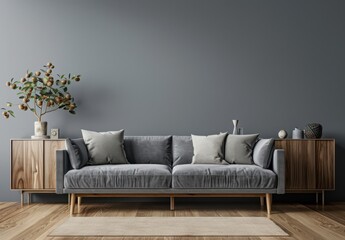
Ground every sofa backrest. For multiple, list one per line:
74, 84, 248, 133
124, 136, 172, 166
172, 136, 193, 166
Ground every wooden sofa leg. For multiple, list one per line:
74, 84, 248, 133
77, 196, 82, 213
170, 196, 175, 211
70, 194, 76, 216
266, 193, 272, 216
260, 196, 265, 207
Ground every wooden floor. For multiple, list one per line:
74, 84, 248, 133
0, 201, 345, 240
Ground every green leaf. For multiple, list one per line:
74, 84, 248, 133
8, 111, 15, 117
63, 87, 67, 92
68, 73, 71, 79
10, 78, 14, 82
6, 102, 12, 107
19, 96, 24, 99
69, 110, 76, 114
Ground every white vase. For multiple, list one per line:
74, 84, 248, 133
32, 121, 49, 139
232, 120, 239, 135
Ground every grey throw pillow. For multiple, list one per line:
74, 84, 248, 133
81, 129, 129, 165
225, 134, 259, 164
191, 133, 228, 164
65, 138, 89, 169
253, 138, 275, 168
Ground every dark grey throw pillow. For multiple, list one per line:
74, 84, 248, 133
224, 134, 259, 164
81, 129, 129, 165
253, 138, 275, 168
65, 138, 89, 169
172, 136, 194, 166
191, 133, 228, 164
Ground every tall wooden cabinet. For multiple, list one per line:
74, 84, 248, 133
11, 139, 65, 205
275, 139, 335, 205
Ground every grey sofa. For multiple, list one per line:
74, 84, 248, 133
56, 136, 285, 215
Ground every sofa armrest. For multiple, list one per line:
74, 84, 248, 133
273, 149, 285, 194
56, 150, 71, 194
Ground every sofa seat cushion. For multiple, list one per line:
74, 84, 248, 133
64, 164, 172, 189
172, 164, 276, 189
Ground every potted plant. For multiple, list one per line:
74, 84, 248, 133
2, 62, 81, 139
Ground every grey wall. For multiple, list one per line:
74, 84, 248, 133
1, 0, 344, 202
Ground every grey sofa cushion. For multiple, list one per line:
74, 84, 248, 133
224, 134, 259, 164
81, 129, 128, 165
64, 164, 172, 189
253, 138, 275, 168
65, 138, 89, 169
124, 136, 172, 166
172, 164, 276, 189
191, 133, 228, 164
172, 136, 193, 166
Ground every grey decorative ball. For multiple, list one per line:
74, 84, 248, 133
278, 130, 288, 139
304, 123, 323, 139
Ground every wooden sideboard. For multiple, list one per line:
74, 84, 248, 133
10, 139, 66, 206
275, 139, 335, 205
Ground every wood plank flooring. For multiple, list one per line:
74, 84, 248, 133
0, 201, 344, 240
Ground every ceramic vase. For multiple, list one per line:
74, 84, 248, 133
292, 128, 303, 139
232, 120, 239, 135
32, 121, 49, 139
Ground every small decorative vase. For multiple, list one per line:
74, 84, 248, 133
304, 123, 323, 139
32, 121, 49, 139
292, 128, 303, 139
232, 120, 239, 135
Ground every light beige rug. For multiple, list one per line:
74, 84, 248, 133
50, 217, 288, 237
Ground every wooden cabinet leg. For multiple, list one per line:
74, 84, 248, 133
316, 192, 319, 204
266, 193, 272, 216
170, 196, 175, 211
70, 194, 76, 216
260, 196, 265, 207
322, 190, 325, 207
20, 191, 24, 207
68, 194, 70, 208
28, 193, 31, 205
77, 196, 82, 213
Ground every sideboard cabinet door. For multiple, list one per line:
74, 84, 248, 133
44, 140, 66, 189
275, 139, 335, 191
11, 140, 44, 189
